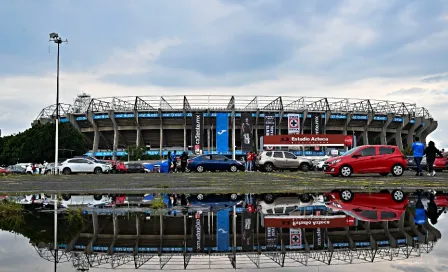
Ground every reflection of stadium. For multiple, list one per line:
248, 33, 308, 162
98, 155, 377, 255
34, 209, 440, 270
35, 94, 437, 158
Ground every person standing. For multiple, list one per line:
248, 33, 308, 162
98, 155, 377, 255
167, 151, 173, 173
180, 152, 188, 172
424, 141, 443, 176
411, 137, 425, 176
245, 152, 253, 172
171, 151, 177, 173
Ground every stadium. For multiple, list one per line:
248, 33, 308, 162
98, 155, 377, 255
35, 94, 437, 159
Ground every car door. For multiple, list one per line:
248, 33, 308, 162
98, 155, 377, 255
201, 155, 213, 170
284, 152, 298, 169
211, 155, 226, 171
378, 147, 396, 172
272, 152, 285, 168
81, 159, 95, 172
350, 147, 377, 173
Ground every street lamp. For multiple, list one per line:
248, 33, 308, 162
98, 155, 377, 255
49, 33, 67, 175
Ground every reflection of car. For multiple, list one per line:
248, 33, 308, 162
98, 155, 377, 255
257, 194, 317, 215
187, 155, 244, 173
325, 190, 407, 222
408, 192, 448, 209
60, 194, 112, 208
59, 158, 109, 174
325, 145, 407, 177
256, 151, 313, 172
187, 194, 243, 210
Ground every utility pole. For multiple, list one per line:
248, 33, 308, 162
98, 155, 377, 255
49, 33, 68, 175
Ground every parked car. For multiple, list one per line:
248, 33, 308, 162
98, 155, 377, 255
187, 155, 244, 173
120, 162, 146, 173
312, 157, 330, 171
6, 165, 26, 175
256, 151, 313, 172
407, 156, 427, 171
59, 158, 110, 174
325, 190, 407, 222
408, 156, 446, 172
0, 167, 11, 176
185, 155, 199, 173
324, 145, 407, 177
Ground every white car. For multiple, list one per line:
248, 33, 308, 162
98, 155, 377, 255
59, 158, 109, 175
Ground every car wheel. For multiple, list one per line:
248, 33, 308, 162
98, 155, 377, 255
94, 194, 102, 201
263, 194, 275, 204
196, 194, 204, 201
391, 164, 404, 176
392, 190, 405, 202
340, 190, 354, 202
264, 163, 274, 172
230, 194, 238, 201
229, 165, 238, 173
62, 194, 71, 201
94, 167, 103, 174
299, 194, 312, 203
340, 166, 352, 177
62, 168, 71, 175
299, 163, 310, 172
380, 173, 389, 177
196, 165, 204, 173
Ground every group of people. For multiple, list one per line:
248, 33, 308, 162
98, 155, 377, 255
26, 161, 49, 175
242, 151, 258, 172
411, 137, 445, 176
167, 151, 189, 173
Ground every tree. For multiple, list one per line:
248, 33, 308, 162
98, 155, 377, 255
125, 145, 146, 161
0, 122, 88, 165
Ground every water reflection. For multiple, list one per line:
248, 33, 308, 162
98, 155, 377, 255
0, 189, 447, 271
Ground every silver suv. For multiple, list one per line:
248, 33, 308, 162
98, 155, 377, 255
256, 151, 313, 172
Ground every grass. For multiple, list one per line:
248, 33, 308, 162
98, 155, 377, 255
0, 200, 25, 229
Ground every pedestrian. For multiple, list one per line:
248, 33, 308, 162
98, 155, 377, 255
411, 137, 425, 176
26, 164, 33, 175
180, 152, 188, 172
245, 152, 253, 172
424, 141, 443, 176
38, 162, 43, 175
252, 152, 258, 171
167, 151, 173, 173
171, 151, 177, 172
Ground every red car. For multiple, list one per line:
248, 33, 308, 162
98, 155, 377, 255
325, 145, 407, 177
325, 190, 407, 222
434, 156, 448, 171
0, 167, 11, 176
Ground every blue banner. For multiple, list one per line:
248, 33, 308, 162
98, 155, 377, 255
216, 113, 229, 153
217, 209, 230, 251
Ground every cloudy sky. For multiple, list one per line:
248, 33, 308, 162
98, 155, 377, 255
1, 0, 448, 147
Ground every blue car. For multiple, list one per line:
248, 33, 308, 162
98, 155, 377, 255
187, 155, 245, 173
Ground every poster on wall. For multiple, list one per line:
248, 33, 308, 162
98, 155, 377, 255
287, 114, 301, 134
192, 113, 203, 154
310, 113, 324, 134
216, 113, 229, 153
266, 227, 277, 250
217, 209, 230, 251
241, 112, 253, 151
241, 211, 254, 250
192, 212, 203, 252
264, 114, 276, 136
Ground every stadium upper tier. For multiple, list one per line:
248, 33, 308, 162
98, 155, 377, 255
36, 95, 432, 119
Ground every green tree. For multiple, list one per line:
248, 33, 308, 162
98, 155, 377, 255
125, 145, 146, 161
0, 122, 88, 165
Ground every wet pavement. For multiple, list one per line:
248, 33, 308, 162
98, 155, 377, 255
1, 171, 448, 194
1, 187, 448, 271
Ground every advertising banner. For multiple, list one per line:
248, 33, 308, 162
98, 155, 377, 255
310, 113, 324, 134
241, 211, 254, 250
264, 215, 349, 229
264, 114, 276, 136
290, 228, 302, 248
263, 134, 346, 146
266, 227, 277, 250
192, 212, 203, 252
217, 210, 230, 251
241, 113, 253, 151
287, 114, 301, 134
313, 210, 326, 250
216, 113, 229, 153
192, 113, 203, 154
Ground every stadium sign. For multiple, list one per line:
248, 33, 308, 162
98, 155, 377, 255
263, 134, 350, 146
264, 215, 350, 229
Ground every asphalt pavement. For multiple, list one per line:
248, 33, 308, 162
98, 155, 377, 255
1, 170, 447, 194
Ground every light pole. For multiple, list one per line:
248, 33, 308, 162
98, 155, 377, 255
49, 33, 67, 175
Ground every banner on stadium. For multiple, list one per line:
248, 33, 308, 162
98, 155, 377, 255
263, 134, 348, 146
217, 209, 230, 251
192, 113, 203, 154
241, 113, 253, 151
264, 114, 276, 136
290, 228, 302, 248
192, 212, 203, 252
216, 113, 229, 153
264, 215, 349, 228
310, 113, 324, 134
241, 211, 254, 250
287, 114, 301, 134
266, 227, 277, 250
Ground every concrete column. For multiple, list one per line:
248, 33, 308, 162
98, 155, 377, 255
255, 110, 259, 150
278, 110, 284, 135
183, 110, 187, 151
360, 113, 373, 146
380, 113, 394, 145
406, 117, 422, 147
232, 111, 236, 160
343, 113, 352, 136
415, 118, 429, 141
159, 110, 163, 156
207, 110, 211, 154
393, 115, 409, 150
136, 127, 141, 147
324, 110, 331, 133
66, 113, 82, 131
87, 112, 100, 157
301, 110, 308, 134
421, 120, 438, 143
109, 110, 119, 160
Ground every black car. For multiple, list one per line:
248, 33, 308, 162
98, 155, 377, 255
407, 156, 428, 171
124, 162, 146, 173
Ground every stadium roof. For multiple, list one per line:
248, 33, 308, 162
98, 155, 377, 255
36, 95, 433, 120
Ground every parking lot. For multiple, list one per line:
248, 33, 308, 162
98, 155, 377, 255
1, 170, 448, 194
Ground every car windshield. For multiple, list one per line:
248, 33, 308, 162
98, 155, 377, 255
342, 146, 362, 157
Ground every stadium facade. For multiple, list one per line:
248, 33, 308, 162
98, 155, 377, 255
35, 94, 437, 159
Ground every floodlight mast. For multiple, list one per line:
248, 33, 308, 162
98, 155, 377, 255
49, 33, 68, 175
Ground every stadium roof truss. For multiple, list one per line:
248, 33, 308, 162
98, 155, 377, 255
36, 242, 434, 270
36, 95, 433, 119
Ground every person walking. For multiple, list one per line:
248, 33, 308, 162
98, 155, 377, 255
424, 141, 443, 176
167, 151, 173, 173
180, 152, 188, 172
245, 152, 253, 172
171, 151, 177, 173
411, 137, 425, 176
